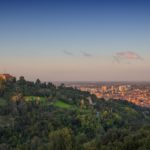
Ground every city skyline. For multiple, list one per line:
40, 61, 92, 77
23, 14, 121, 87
0, 0, 150, 81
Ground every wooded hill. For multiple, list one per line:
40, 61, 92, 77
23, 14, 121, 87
0, 77, 150, 150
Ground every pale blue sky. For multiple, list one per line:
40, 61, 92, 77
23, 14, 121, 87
0, 0, 150, 81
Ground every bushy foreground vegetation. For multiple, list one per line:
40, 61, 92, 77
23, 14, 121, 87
0, 77, 150, 150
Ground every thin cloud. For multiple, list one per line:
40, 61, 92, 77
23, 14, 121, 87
116, 51, 142, 60
114, 51, 143, 63
81, 51, 92, 57
63, 50, 74, 56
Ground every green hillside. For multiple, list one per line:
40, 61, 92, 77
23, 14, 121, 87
0, 77, 150, 150
52, 100, 73, 109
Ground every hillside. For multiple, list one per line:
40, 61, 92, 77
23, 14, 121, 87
0, 77, 150, 150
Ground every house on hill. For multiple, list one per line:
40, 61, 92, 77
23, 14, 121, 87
0, 74, 15, 81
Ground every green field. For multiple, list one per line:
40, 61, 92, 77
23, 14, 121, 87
24, 96, 46, 102
52, 100, 72, 109
24, 97, 73, 109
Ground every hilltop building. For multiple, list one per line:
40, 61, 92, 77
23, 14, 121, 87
0, 74, 15, 81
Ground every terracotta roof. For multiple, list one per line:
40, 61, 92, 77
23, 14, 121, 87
3, 74, 14, 78
0, 74, 14, 79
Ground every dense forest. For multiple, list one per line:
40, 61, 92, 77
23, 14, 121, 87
0, 77, 150, 150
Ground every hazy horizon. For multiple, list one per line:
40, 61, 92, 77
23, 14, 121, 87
1, 0, 150, 81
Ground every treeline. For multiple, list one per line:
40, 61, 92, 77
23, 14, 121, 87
0, 76, 93, 105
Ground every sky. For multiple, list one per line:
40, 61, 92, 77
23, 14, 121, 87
0, 0, 150, 81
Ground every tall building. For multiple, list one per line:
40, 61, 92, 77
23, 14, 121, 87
119, 85, 127, 92
101, 86, 107, 92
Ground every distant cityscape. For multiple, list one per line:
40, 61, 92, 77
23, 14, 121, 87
64, 82, 150, 108
1, 74, 150, 108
